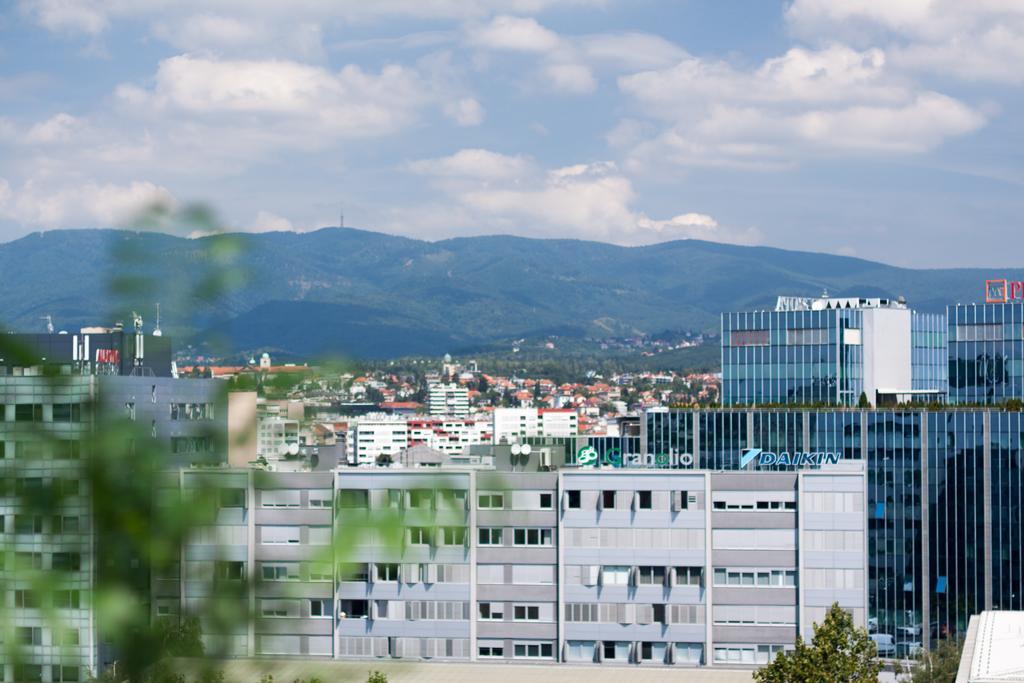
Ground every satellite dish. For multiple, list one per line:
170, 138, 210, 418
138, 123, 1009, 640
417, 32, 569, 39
510, 444, 522, 455
520, 444, 532, 455
287, 443, 300, 456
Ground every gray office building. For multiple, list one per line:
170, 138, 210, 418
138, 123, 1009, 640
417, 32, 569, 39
163, 461, 865, 669
1, 349, 225, 682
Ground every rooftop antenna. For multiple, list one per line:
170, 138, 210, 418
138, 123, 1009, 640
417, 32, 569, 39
821, 287, 829, 298
153, 303, 162, 337
41, 315, 54, 334
339, 205, 344, 229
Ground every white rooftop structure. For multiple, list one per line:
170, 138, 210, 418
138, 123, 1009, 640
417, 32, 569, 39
957, 611, 1024, 682
775, 294, 908, 312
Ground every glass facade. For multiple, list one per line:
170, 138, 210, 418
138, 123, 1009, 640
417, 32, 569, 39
722, 308, 863, 406
643, 408, 1023, 646
948, 303, 1024, 404
912, 312, 947, 393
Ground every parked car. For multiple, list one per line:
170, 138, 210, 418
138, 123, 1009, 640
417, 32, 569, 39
871, 633, 896, 657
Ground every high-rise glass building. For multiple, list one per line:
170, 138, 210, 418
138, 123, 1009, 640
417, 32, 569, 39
645, 407, 1024, 645
721, 296, 928, 407
947, 302, 1024, 404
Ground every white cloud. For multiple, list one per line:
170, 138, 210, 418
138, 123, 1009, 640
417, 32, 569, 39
19, 0, 609, 56
0, 177, 176, 227
616, 43, 985, 169
395, 149, 749, 245
468, 14, 562, 52
444, 97, 485, 126
248, 210, 295, 232
405, 148, 531, 180
464, 16, 682, 95
540, 62, 596, 94
785, 0, 1024, 83
578, 31, 686, 71
107, 55, 443, 163
24, 113, 81, 144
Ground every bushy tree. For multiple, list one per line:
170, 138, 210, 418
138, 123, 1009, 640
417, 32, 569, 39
910, 639, 962, 683
366, 672, 388, 683
754, 603, 880, 683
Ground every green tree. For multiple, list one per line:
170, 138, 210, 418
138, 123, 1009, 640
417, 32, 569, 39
367, 672, 388, 683
857, 392, 871, 408
910, 638, 962, 683
754, 603, 880, 683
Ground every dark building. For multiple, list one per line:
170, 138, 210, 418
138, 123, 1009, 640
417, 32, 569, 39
1, 328, 173, 377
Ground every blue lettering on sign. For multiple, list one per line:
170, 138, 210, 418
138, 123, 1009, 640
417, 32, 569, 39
741, 448, 841, 468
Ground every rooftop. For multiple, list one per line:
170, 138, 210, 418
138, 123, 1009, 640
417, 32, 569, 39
958, 611, 1024, 682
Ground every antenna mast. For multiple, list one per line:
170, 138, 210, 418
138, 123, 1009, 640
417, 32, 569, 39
153, 303, 163, 337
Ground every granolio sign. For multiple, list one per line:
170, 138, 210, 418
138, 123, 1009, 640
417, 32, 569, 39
986, 279, 1024, 303
740, 448, 841, 468
576, 445, 694, 469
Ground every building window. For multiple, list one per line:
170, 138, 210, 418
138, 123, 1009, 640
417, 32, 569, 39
215, 561, 245, 582
336, 489, 369, 508
603, 641, 629, 661
54, 590, 80, 609
638, 566, 665, 585
442, 527, 467, 545
538, 492, 553, 509
409, 527, 431, 545
262, 526, 300, 545
730, 329, 769, 347
52, 666, 81, 682
513, 642, 553, 659
513, 605, 540, 621
601, 490, 616, 509
638, 490, 652, 509
17, 626, 43, 645
409, 489, 433, 509
338, 563, 369, 582
15, 403, 43, 422
513, 528, 552, 546
566, 490, 581, 508
218, 488, 245, 508
602, 565, 630, 585
308, 563, 332, 582
52, 403, 82, 423
478, 492, 504, 509
309, 599, 332, 618
675, 566, 703, 586
376, 564, 400, 582
478, 644, 504, 658
53, 516, 80, 534
478, 527, 503, 545
52, 552, 81, 571
713, 568, 796, 587
479, 603, 504, 621
15, 514, 43, 534
261, 563, 299, 581
339, 600, 369, 619
15, 589, 40, 608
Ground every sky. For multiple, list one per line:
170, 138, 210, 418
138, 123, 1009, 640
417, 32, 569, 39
0, 1, 1022, 268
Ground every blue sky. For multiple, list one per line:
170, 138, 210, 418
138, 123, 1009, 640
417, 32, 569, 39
1, 1, 1022, 267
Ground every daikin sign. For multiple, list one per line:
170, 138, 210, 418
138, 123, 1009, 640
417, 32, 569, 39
740, 448, 841, 468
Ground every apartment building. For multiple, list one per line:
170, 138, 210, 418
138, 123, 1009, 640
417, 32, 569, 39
152, 469, 335, 658
163, 460, 864, 669
407, 419, 491, 456
493, 408, 579, 444
428, 384, 469, 418
350, 416, 409, 466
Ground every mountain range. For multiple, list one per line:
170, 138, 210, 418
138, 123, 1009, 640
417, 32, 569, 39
0, 227, 1017, 360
